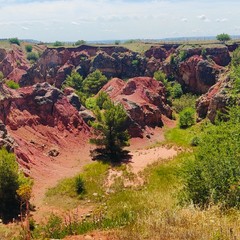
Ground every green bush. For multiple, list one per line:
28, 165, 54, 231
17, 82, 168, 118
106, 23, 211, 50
131, 59, 139, 66
27, 52, 39, 62
179, 107, 195, 128
25, 45, 32, 52
9, 38, 20, 46
190, 136, 200, 146
169, 82, 183, 99
216, 33, 231, 43
75, 175, 85, 194
153, 70, 168, 86
178, 50, 188, 61
53, 41, 64, 47
182, 107, 240, 208
6, 80, 20, 89
82, 70, 108, 96
63, 71, 83, 91
75, 40, 86, 46
172, 94, 197, 113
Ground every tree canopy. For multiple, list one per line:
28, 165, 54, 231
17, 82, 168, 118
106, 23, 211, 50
90, 94, 129, 160
182, 107, 240, 208
216, 33, 231, 43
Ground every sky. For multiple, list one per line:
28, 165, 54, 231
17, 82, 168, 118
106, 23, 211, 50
0, 0, 239, 42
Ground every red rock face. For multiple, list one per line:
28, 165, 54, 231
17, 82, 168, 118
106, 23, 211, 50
178, 55, 224, 94
20, 45, 147, 88
196, 75, 233, 122
0, 82, 90, 171
101, 77, 172, 137
0, 45, 30, 82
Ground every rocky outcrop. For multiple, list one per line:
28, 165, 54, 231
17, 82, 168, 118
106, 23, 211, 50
19, 45, 146, 88
178, 56, 224, 94
0, 82, 90, 170
0, 45, 30, 82
101, 77, 172, 137
196, 74, 236, 122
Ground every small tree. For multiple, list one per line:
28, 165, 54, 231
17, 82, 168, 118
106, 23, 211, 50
9, 38, 20, 46
90, 96, 129, 159
154, 71, 168, 86
53, 41, 64, 47
75, 40, 86, 46
179, 107, 195, 128
63, 70, 83, 91
216, 33, 231, 43
25, 45, 32, 52
82, 70, 108, 96
27, 52, 39, 62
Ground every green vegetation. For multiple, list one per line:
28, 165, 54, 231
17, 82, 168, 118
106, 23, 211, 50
0, 71, 4, 82
153, 70, 167, 85
53, 41, 64, 47
90, 95, 129, 160
131, 59, 139, 66
216, 33, 231, 43
82, 70, 108, 95
179, 107, 195, 128
9, 38, 20, 46
178, 50, 188, 61
6, 80, 20, 89
25, 45, 32, 52
27, 52, 39, 62
115, 40, 120, 45
75, 40, 86, 46
0, 149, 32, 222
182, 107, 240, 208
63, 70, 83, 91
172, 93, 197, 113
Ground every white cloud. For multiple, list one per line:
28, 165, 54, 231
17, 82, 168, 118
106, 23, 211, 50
198, 14, 210, 22
0, 0, 239, 41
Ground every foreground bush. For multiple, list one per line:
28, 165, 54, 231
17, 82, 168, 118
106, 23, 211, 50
182, 107, 240, 208
6, 80, 20, 89
179, 107, 195, 128
0, 149, 32, 221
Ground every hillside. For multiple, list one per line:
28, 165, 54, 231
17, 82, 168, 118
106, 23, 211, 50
0, 40, 240, 239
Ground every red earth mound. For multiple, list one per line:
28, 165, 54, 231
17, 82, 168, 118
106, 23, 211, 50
101, 77, 172, 137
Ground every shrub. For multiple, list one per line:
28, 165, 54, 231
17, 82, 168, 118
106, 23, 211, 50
0, 149, 32, 221
182, 107, 240, 208
179, 107, 195, 128
169, 82, 183, 99
153, 70, 168, 86
178, 50, 188, 61
9, 38, 20, 46
53, 41, 64, 47
190, 136, 200, 146
27, 52, 39, 62
75, 40, 86, 46
25, 45, 32, 52
131, 59, 139, 66
6, 80, 20, 89
172, 94, 197, 113
0, 71, 4, 82
75, 175, 85, 194
63, 71, 83, 91
115, 40, 120, 45
82, 70, 108, 96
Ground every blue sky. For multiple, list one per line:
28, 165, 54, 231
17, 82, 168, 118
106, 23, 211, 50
0, 0, 239, 42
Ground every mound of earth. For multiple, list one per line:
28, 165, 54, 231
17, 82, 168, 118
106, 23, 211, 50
101, 77, 172, 137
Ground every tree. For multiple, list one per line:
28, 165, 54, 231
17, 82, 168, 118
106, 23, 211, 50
25, 45, 32, 52
82, 70, 108, 96
216, 33, 231, 43
75, 40, 86, 46
9, 38, 20, 46
27, 52, 39, 62
90, 96, 129, 159
182, 107, 240, 208
53, 41, 64, 47
0, 149, 32, 222
179, 107, 195, 128
63, 70, 83, 91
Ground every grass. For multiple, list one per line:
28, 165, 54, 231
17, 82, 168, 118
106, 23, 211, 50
45, 162, 109, 209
